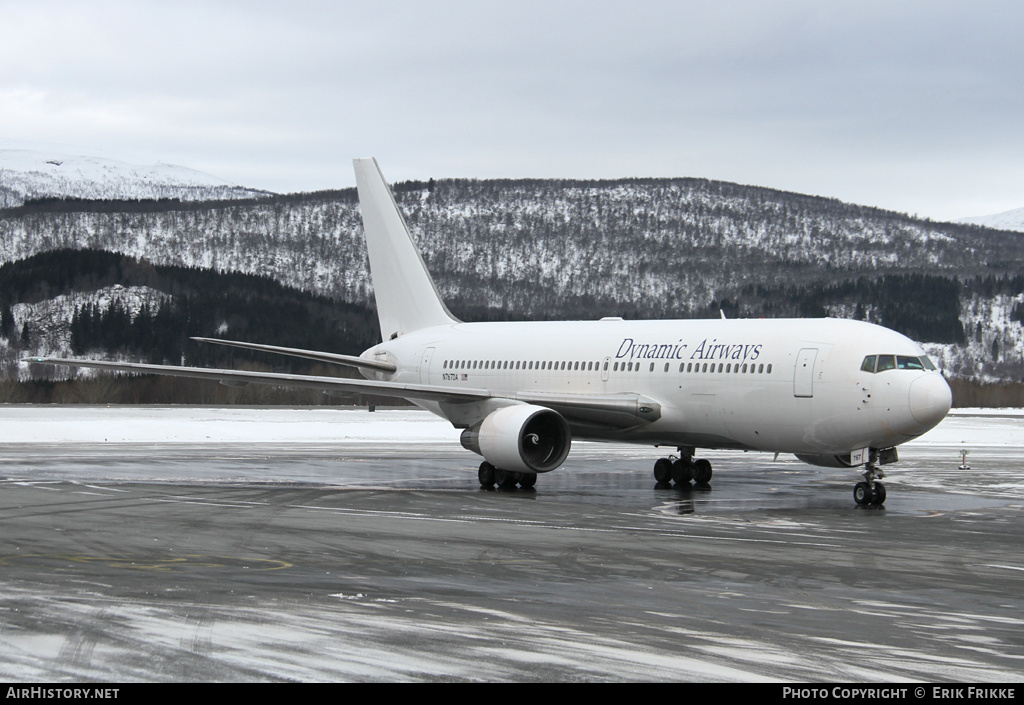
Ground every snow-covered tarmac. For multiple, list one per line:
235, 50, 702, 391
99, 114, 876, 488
0, 406, 1021, 682
2, 405, 1021, 491
2, 404, 1018, 446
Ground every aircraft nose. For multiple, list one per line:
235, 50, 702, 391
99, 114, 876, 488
909, 374, 952, 428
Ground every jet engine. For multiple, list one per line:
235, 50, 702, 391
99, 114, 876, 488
460, 405, 571, 474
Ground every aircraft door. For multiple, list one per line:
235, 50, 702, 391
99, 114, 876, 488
794, 348, 818, 398
601, 357, 610, 382
420, 347, 435, 385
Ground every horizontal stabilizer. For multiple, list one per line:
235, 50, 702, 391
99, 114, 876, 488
190, 337, 397, 373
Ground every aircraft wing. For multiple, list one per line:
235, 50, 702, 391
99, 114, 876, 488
26, 357, 661, 428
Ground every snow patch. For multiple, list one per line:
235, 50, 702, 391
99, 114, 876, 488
0, 142, 268, 206
959, 205, 1024, 233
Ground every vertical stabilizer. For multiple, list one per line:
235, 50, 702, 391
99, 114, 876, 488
353, 158, 458, 340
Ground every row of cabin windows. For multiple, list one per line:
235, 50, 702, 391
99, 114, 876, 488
444, 359, 602, 371
442, 359, 773, 375
615, 360, 772, 374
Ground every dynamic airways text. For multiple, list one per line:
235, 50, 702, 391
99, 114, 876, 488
615, 337, 763, 363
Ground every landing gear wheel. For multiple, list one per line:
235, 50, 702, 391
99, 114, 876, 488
671, 459, 693, 484
871, 482, 887, 505
494, 468, 518, 489
478, 461, 495, 487
653, 458, 673, 484
518, 473, 537, 489
855, 458, 888, 506
692, 459, 713, 484
853, 481, 873, 505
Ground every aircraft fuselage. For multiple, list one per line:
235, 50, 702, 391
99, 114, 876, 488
363, 316, 951, 459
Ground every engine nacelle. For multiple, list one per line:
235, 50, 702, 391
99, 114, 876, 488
460, 405, 571, 474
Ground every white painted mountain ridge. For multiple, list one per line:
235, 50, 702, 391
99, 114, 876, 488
959, 206, 1024, 233
0, 141, 270, 207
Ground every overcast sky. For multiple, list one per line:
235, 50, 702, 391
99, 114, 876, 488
1, 0, 1021, 221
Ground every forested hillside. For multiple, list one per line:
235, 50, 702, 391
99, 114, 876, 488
0, 249, 381, 403
1, 176, 1023, 400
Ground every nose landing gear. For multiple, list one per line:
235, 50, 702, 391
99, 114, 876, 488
854, 461, 887, 506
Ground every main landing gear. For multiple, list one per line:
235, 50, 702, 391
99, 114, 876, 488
653, 447, 712, 487
478, 461, 537, 490
853, 461, 886, 506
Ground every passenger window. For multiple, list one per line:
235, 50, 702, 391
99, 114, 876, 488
876, 355, 896, 372
861, 355, 876, 373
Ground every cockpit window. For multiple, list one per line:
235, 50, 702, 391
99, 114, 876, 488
897, 355, 925, 371
861, 354, 937, 373
876, 355, 896, 372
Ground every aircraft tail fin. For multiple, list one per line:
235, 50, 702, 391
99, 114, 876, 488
353, 158, 458, 340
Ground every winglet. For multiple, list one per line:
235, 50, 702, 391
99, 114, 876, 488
353, 158, 458, 340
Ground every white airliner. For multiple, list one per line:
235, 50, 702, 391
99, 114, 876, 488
30, 158, 953, 505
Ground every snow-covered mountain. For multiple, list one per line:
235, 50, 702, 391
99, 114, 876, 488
1, 160, 1023, 389
0, 142, 270, 207
959, 206, 1024, 233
